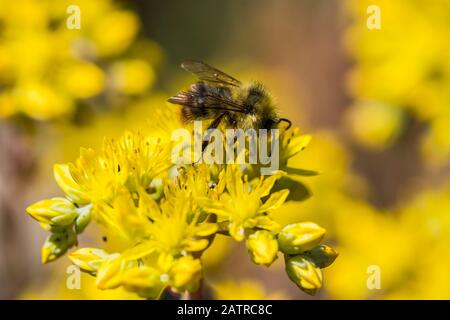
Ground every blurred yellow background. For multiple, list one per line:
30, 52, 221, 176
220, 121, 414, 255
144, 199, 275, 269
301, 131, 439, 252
1, 0, 450, 299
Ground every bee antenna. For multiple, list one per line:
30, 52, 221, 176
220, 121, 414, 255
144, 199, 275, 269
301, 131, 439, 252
278, 118, 292, 130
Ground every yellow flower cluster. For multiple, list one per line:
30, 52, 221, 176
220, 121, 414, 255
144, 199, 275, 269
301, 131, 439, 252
27, 123, 338, 298
0, 0, 157, 120
344, 0, 450, 164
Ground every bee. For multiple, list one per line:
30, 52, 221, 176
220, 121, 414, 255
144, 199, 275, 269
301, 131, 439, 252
168, 60, 291, 136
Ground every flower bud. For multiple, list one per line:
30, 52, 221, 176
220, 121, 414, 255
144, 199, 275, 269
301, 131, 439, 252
246, 230, 278, 266
303, 245, 338, 268
169, 256, 202, 292
41, 228, 77, 263
27, 198, 78, 227
75, 205, 92, 234
285, 255, 322, 295
278, 222, 325, 254
69, 248, 110, 273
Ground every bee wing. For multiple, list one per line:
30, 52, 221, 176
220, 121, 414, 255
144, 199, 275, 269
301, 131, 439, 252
168, 90, 246, 113
181, 60, 242, 87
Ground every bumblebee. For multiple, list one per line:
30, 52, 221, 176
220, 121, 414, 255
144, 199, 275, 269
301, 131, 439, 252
168, 60, 291, 133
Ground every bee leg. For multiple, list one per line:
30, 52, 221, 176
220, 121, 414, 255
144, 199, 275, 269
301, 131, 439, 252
278, 118, 292, 130
202, 113, 226, 151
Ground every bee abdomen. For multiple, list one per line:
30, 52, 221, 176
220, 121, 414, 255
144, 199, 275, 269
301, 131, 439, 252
168, 82, 230, 122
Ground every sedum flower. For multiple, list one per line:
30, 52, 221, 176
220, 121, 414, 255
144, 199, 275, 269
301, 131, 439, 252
54, 147, 128, 205
199, 165, 289, 241
114, 132, 172, 192
26, 107, 338, 298
0, 0, 156, 121
52, 132, 172, 205
66, 173, 217, 297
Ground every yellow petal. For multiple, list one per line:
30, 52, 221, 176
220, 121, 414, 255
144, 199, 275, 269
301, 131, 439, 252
197, 197, 229, 216
226, 165, 243, 198
257, 171, 287, 197
258, 190, 289, 213
69, 248, 111, 273
121, 266, 167, 299
285, 134, 312, 160
185, 239, 209, 252
121, 241, 158, 261
251, 216, 281, 233
53, 164, 90, 204
96, 257, 124, 289
193, 223, 218, 237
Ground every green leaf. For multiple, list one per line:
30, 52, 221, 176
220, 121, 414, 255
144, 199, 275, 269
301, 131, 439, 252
285, 167, 320, 177
271, 176, 312, 202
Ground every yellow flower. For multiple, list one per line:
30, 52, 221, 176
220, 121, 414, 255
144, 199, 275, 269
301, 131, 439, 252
66, 168, 218, 297
14, 81, 74, 120
64, 146, 127, 204
25, 95, 338, 298
116, 131, 172, 192
145, 183, 218, 254
199, 165, 288, 241
58, 62, 105, 98
53, 131, 171, 204
91, 10, 139, 56
0, 0, 154, 120
110, 59, 155, 95
94, 190, 153, 245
